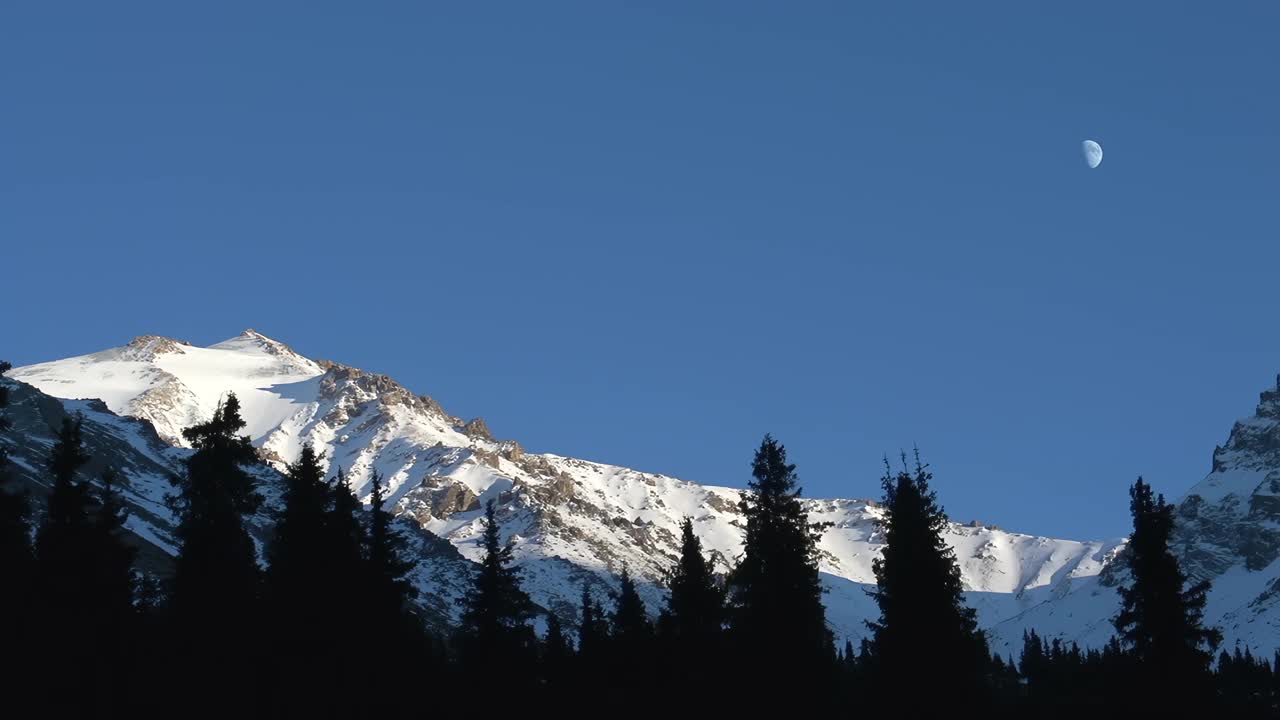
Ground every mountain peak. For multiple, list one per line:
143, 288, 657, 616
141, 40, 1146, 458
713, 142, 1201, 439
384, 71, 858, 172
122, 335, 190, 361
234, 327, 283, 346
210, 328, 303, 359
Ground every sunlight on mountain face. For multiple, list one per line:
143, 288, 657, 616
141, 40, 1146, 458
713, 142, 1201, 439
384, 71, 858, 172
22, 329, 1280, 654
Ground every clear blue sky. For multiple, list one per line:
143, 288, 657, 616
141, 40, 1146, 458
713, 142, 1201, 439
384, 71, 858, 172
4, 2, 1278, 540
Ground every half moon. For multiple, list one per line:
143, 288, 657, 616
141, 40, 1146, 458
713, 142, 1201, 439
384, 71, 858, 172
1082, 140, 1103, 169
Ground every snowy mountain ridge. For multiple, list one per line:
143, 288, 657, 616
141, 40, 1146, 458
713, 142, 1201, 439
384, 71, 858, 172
11, 330, 1280, 652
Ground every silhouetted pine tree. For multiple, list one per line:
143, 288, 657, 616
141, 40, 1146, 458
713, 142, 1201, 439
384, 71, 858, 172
608, 568, 654, 680
36, 416, 93, 580
364, 469, 417, 624
305, 465, 371, 715
1114, 477, 1220, 712
1216, 645, 1274, 715
0, 360, 33, 642
325, 465, 366, 629
988, 650, 1021, 706
577, 583, 610, 673
867, 452, 989, 711
0, 480, 28, 575
34, 416, 93, 608
264, 444, 335, 714
327, 467, 365, 582
660, 517, 725, 686
35, 416, 139, 712
88, 468, 139, 714
0, 362, 35, 701
1273, 650, 1280, 709
1019, 629, 1047, 690
456, 499, 536, 676
92, 469, 136, 620
267, 445, 330, 611
168, 393, 265, 708
1015, 629, 1131, 711
726, 435, 833, 685
542, 613, 572, 691
363, 468, 434, 717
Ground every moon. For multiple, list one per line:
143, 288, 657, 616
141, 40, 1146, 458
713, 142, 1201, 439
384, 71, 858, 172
1082, 139, 1103, 169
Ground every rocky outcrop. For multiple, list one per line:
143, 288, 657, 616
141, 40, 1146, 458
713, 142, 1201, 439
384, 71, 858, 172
121, 335, 190, 361
461, 418, 492, 441
1174, 386, 1280, 576
402, 479, 481, 523
129, 373, 204, 446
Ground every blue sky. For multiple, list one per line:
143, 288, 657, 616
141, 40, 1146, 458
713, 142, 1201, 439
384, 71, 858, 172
3, 2, 1278, 540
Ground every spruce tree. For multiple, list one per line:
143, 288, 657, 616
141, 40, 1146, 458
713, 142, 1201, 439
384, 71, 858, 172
1273, 650, 1280, 708
266, 445, 331, 629
88, 468, 138, 715
1020, 629, 1046, 687
455, 498, 536, 675
325, 466, 366, 627
362, 468, 433, 716
609, 568, 655, 678
35, 415, 94, 610
326, 467, 367, 636
664, 518, 724, 644
34, 416, 128, 712
168, 393, 264, 707
0, 361, 33, 641
303, 466, 380, 717
726, 434, 833, 683
1, 371, 32, 702
611, 569, 652, 639
661, 517, 725, 685
327, 467, 365, 580
867, 452, 989, 710
577, 583, 608, 663
1216, 644, 1274, 715
364, 469, 417, 623
92, 468, 136, 619
541, 612, 572, 695
264, 445, 335, 713
1114, 477, 1221, 711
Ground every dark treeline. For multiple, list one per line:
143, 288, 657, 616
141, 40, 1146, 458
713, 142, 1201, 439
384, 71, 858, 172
1, 376, 1278, 715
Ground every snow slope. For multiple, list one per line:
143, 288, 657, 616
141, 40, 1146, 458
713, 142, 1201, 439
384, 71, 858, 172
13, 332, 323, 446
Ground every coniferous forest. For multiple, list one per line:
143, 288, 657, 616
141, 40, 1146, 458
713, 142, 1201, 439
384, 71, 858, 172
1, 379, 1278, 716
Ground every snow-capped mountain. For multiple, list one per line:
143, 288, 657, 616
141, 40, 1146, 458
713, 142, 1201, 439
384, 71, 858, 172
0, 375, 477, 631
10, 330, 1278, 653
979, 381, 1280, 656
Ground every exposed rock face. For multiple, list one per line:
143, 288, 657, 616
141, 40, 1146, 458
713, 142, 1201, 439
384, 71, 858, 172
122, 335, 191, 361
129, 373, 205, 446
999, 378, 1280, 657
461, 418, 492, 441
1175, 387, 1280, 576
499, 441, 524, 462
402, 479, 481, 524
317, 362, 424, 410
